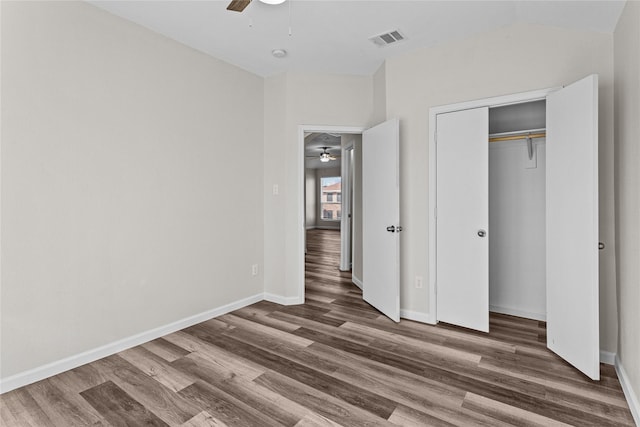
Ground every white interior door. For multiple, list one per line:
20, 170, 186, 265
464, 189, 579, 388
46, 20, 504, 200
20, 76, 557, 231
546, 74, 600, 380
436, 107, 489, 332
362, 118, 400, 322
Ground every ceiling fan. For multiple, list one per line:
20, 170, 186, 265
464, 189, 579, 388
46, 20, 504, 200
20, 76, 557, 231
307, 147, 339, 163
227, 0, 285, 13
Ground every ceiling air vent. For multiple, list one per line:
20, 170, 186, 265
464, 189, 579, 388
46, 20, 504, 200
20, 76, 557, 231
369, 30, 406, 47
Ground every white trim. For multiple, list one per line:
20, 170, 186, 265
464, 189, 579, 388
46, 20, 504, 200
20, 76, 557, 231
599, 350, 615, 366
400, 309, 435, 324
428, 86, 559, 326
489, 305, 546, 322
0, 293, 264, 394
298, 125, 366, 306
616, 355, 640, 426
340, 145, 354, 271
352, 275, 363, 290
264, 293, 304, 306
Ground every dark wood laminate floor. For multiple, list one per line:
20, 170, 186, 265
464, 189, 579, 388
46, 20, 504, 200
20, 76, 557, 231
0, 229, 634, 426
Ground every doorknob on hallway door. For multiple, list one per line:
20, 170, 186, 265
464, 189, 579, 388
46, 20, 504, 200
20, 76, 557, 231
477, 230, 486, 237
386, 225, 396, 233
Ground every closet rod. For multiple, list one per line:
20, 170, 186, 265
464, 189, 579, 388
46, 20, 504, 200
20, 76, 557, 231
489, 132, 546, 143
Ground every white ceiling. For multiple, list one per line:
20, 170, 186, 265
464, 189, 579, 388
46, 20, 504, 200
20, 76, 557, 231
89, 0, 626, 77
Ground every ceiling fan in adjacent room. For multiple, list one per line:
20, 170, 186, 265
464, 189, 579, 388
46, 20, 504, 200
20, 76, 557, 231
307, 147, 339, 163
227, 0, 285, 13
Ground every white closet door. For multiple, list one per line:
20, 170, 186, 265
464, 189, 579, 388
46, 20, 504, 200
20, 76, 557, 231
546, 74, 600, 380
362, 118, 400, 322
436, 107, 489, 332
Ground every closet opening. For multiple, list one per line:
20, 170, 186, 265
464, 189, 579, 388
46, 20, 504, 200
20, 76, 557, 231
488, 99, 547, 322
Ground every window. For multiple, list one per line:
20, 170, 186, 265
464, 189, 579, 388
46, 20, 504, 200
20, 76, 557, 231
321, 176, 341, 221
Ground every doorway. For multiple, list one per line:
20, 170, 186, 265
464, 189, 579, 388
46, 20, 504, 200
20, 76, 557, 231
298, 120, 401, 322
301, 127, 363, 302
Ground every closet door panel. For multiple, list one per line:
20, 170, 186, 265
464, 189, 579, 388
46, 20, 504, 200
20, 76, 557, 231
436, 107, 489, 332
546, 74, 599, 380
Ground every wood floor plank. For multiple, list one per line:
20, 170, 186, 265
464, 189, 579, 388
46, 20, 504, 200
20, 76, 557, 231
232, 306, 302, 333
26, 377, 107, 426
221, 324, 342, 375
162, 331, 267, 381
184, 330, 398, 419
180, 411, 229, 427
254, 371, 394, 427
118, 345, 196, 392
462, 392, 574, 427
0, 388, 54, 426
217, 313, 314, 348
80, 380, 168, 427
173, 353, 315, 426
90, 355, 200, 425
0, 229, 634, 427
178, 380, 282, 427
293, 413, 343, 427
340, 320, 482, 364
142, 337, 192, 362
478, 357, 629, 408
270, 311, 376, 346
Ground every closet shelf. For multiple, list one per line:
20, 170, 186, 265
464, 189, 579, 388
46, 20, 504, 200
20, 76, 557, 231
489, 128, 546, 143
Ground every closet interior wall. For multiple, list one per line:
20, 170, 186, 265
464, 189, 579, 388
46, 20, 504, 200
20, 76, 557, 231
488, 100, 547, 321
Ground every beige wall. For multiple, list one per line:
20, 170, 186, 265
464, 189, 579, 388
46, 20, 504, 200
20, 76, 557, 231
1, 1, 264, 378
263, 72, 373, 298
372, 63, 387, 125
384, 23, 618, 352
614, 0, 640, 413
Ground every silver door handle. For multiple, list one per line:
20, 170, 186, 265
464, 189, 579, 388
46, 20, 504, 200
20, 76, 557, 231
386, 225, 396, 233
477, 230, 487, 237
599, 242, 605, 250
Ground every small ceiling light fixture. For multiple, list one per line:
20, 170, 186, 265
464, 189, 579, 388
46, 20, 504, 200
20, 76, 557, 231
272, 48, 287, 58
259, 0, 286, 4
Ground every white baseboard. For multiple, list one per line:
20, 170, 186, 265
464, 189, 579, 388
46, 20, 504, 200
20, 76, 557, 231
600, 350, 616, 366
489, 305, 546, 321
0, 293, 264, 394
264, 293, 303, 306
352, 275, 363, 290
616, 355, 640, 426
400, 309, 435, 324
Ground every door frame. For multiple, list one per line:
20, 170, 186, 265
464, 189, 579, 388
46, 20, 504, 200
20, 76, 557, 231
340, 143, 355, 272
427, 87, 557, 324
297, 125, 365, 303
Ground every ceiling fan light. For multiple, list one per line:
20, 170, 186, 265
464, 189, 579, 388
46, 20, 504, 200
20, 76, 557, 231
320, 153, 331, 162
259, 0, 286, 4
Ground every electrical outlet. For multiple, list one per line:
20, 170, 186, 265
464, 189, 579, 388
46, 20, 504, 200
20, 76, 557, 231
415, 276, 423, 289
272, 184, 279, 195
252, 264, 259, 276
